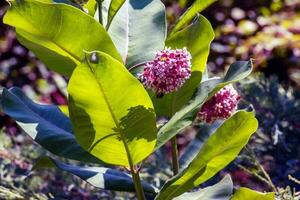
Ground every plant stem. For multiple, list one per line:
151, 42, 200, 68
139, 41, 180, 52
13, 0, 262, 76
96, 0, 103, 24
130, 165, 146, 200
171, 136, 179, 175
246, 147, 278, 193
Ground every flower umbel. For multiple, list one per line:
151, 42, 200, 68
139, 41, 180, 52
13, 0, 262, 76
140, 47, 192, 95
197, 84, 241, 124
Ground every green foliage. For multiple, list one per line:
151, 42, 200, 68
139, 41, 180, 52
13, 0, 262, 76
231, 188, 275, 200
108, 0, 166, 68
84, 0, 97, 16
155, 111, 258, 200
174, 175, 233, 200
1, 0, 264, 199
3, 0, 122, 76
0, 87, 103, 164
106, 0, 126, 29
150, 15, 214, 117
33, 157, 158, 195
67, 51, 157, 167
155, 61, 253, 150
170, 0, 218, 35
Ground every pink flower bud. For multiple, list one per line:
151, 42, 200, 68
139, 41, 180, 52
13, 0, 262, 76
140, 47, 192, 95
197, 84, 241, 124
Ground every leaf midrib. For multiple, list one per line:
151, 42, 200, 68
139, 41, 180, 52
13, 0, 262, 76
87, 61, 134, 167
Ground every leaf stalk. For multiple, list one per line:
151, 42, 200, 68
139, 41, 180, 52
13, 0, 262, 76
171, 136, 179, 175
96, 0, 103, 24
130, 165, 146, 200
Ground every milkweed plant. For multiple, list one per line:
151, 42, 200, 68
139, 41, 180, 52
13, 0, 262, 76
0, 0, 276, 199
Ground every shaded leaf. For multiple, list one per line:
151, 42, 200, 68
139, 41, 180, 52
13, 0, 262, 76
68, 51, 157, 167
0, 87, 103, 164
34, 157, 158, 196
4, 0, 122, 76
155, 111, 258, 200
108, 0, 166, 68
174, 175, 233, 200
155, 61, 253, 150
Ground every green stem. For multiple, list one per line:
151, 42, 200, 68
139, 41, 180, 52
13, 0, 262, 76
171, 136, 179, 175
96, 0, 103, 24
130, 165, 146, 200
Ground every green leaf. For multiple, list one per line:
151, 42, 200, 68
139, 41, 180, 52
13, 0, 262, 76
170, 0, 218, 36
106, 0, 126, 29
107, 0, 166, 68
4, 0, 122, 76
0, 87, 103, 164
68, 51, 157, 167
155, 111, 259, 200
179, 121, 222, 169
167, 15, 214, 73
155, 61, 253, 150
231, 188, 275, 200
150, 15, 214, 117
174, 175, 233, 200
84, 0, 97, 16
34, 157, 158, 196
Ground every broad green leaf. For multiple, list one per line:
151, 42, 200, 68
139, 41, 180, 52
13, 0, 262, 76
151, 15, 214, 117
106, 0, 126, 29
231, 188, 275, 200
0, 87, 103, 164
108, 0, 166, 68
4, 0, 122, 76
155, 111, 259, 200
155, 61, 253, 150
34, 157, 158, 196
174, 175, 233, 200
170, 0, 218, 36
167, 15, 214, 73
68, 51, 157, 167
179, 121, 222, 169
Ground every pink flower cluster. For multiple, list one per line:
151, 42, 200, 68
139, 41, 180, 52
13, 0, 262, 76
197, 84, 241, 124
140, 47, 192, 95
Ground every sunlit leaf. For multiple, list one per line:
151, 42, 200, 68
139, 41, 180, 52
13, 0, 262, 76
84, 0, 97, 16
155, 111, 258, 200
4, 0, 122, 76
231, 188, 275, 200
106, 0, 126, 29
68, 51, 157, 167
155, 61, 253, 150
170, 0, 218, 36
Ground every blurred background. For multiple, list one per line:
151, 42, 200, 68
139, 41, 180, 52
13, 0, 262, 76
0, 0, 299, 199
